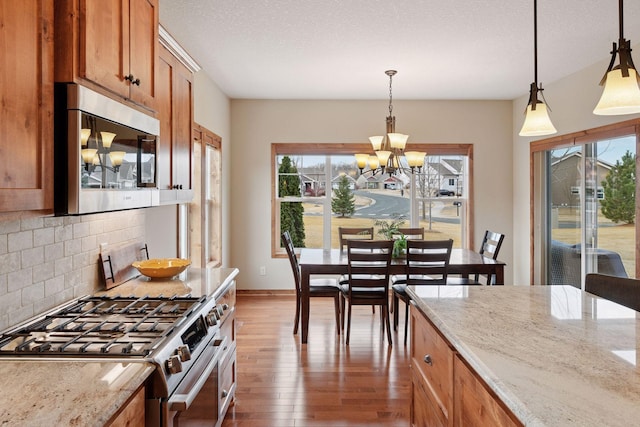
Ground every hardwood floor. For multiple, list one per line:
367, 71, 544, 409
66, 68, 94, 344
222, 294, 411, 427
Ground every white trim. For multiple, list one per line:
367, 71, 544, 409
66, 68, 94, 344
159, 25, 201, 73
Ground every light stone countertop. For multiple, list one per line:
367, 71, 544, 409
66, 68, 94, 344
97, 266, 239, 300
0, 361, 154, 426
407, 285, 640, 426
0, 267, 239, 426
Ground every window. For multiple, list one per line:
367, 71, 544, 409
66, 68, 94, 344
531, 120, 639, 286
272, 143, 474, 256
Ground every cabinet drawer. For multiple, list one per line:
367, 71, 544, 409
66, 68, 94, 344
454, 355, 522, 427
411, 305, 454, 423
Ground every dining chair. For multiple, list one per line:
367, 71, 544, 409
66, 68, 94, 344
340, 239, 394, 345
585, 273, 640, 312
392, 239, 453, 345
281, 231, 341, 335
447, 229, 505, 286
338, 226, 376, 313
338, 227, 374, 250
395, 227, 425, 240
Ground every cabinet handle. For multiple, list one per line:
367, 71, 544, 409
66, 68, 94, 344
222, 389, 229, 398
125, 74, 141, 86
423, 354, 433, 366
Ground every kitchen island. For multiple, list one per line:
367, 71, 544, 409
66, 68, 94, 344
408, 285, 640, 426
0, 266, 238, 426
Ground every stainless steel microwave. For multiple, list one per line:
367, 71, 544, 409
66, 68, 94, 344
55, 84, 160, 214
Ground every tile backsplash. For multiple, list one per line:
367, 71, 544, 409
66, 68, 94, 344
0, 210, 145, 331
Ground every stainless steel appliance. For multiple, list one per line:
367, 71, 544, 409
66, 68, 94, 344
54, 83, 161, 215
0, 294, 233, 426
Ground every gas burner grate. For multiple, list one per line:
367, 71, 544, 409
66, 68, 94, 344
0, 295, 208, 358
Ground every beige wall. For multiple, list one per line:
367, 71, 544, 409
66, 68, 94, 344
230, 99, 514, 290
512, 44, 640, 285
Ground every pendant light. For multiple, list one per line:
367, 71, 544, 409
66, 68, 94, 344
520, 0, 557, 136
594, 0, 640, 115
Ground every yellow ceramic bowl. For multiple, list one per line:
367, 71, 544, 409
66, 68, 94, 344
132, 258, 191, 279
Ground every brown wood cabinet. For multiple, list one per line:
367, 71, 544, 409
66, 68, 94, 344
157, 43, 193, 200
0, 0, 55, 215
410, 306, 454, 426
410, 306, 522, 427
106, 385, 145, 427
54, 0, 158, 111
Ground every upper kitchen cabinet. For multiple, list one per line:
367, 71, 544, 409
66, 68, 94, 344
0, 0, 55, 215
156, 34, 197, 203
54, 0, 158, 112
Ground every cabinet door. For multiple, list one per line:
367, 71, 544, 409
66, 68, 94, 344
80, 0, 129, 99
157, 45, 193, 192
172, 63, 193, 190
453, 356, 522, 427
156, 51, 173, 191
0, 0, 54, 213
128, 0, 158, 108
412, 366, 447, 427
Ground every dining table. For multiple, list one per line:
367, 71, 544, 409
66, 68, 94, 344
297, 247, 506, 344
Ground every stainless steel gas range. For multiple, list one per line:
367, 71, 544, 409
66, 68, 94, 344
0, 292, 235, 426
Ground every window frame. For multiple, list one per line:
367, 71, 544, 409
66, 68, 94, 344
530, 118, 640, 284
271, 142, 475, 257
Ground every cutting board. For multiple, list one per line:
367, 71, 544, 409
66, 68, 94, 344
99, 242, 149, 289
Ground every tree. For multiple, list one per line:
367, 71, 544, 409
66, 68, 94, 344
331, 175, 356, 217
601, 150, 636, 224
278, 156, 306, 246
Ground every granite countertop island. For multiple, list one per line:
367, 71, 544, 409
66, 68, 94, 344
0, 266, 238, 426
407, 284, 640, 426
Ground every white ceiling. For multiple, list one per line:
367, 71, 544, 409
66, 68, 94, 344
159, 0, 640, 101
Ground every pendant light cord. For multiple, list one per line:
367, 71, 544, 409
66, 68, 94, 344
388, 73, 393, 116
619, 0, 624, 41
534, 0, 538, 85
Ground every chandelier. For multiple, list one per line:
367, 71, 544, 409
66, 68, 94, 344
519, 0, 557, 137
355, 70, 425, 176
593, 0, 640, 115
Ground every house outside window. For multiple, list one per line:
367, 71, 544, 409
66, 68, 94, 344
272, 143, 474, 256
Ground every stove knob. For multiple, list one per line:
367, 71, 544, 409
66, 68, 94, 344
206, 312, 217, 327
216, 305, 224, 316
166, 355, 183, 374
222, 303, 229, 311
177, 345, 191, 362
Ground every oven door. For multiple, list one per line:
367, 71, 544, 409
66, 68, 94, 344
163, 336, 228, 427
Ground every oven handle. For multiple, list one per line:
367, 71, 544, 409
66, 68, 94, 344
168, 336, 228, 412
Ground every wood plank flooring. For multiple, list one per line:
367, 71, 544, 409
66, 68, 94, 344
222, 294, 411, 427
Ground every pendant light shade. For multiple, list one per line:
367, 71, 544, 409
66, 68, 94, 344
520, 0, 557, 137
594, 68, 640, 115
594, 0, 640, 115
520, 101, 557, 136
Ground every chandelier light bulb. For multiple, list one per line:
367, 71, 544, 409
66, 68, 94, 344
100, 131, 117, 149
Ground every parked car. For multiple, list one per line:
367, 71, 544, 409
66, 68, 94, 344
437, 189, 455, 196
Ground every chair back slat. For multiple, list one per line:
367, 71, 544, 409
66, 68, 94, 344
405, 239, 453, 286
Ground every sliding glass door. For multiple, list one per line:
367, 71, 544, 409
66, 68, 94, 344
545, 134, 636, 287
